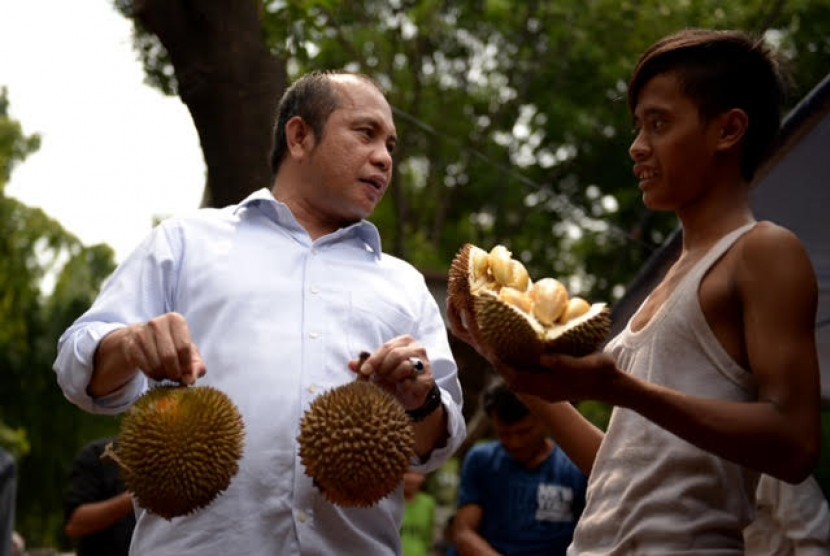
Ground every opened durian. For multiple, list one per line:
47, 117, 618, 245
298, 380, 415, 508
104, 385, 245, 520
448, 243, 611, 365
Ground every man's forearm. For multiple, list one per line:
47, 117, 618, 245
65, 491, 133, 538
614, 373, 819, 483
87, 328, 140, 399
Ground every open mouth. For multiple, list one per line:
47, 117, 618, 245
360, 176, 386, 191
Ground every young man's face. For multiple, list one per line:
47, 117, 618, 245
629, 72, 722, 212
301, 76, 397, 226
492, 414, 549, 468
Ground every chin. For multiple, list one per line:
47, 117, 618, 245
641, 193, 673, 212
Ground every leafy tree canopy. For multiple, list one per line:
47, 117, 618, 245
120, 0, 830, 302
0, 88, 120, 547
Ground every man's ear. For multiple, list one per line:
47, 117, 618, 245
285, 116, 314, 159
715, 108, 748, 152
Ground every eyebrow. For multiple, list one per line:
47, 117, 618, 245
633, 106, 671, 123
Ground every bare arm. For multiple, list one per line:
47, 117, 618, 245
88, 312, 206, 398
447, 300, 603, 474
453, 504, 501, 556
449, 226, 821, 483
65, 491, 133, 539
517, 395, 603, 476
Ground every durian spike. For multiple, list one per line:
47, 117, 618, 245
559, 297, 591, 323
488, 245, 513, 286
530, 278, 569, 326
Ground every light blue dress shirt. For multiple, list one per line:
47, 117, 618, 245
54, 188, 466, 555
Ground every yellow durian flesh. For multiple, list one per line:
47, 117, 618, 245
488, 245, 513, 285
488, 245, 530, 290
449, 242, 612, 364
530, 278, 569, 326
499, 286, 534, 314
559, 297, 591, 323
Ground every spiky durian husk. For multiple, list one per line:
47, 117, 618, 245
541, 304, 612, 357
475, 293, 611, 365
298, 381, 415, 508
475, 292, 545, 366
107, 385, 245, 520
448, 243, 476, 314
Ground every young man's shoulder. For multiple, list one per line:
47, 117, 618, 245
736, 221, 814, 276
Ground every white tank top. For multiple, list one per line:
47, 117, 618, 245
570, 222, 760, 555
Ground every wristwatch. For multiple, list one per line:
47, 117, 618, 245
405, 382, 443, 422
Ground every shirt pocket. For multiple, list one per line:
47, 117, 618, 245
346, 290, 418, 355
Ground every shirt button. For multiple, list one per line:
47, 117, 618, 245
310, 286, 319, 295
309, 331, 320, 339
311, 248, 318, 255
308, 384, 318, 394
297, 511, 308, 523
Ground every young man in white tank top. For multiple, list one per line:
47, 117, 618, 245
449, 29, 822, 554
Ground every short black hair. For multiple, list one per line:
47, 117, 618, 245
628, 29, 788, 182
482, 380, 530, 425
270, 70, 386, 173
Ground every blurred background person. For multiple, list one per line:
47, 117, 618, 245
452, 381, 587, 555
744, 474, 830, 555
64, 438, 135, 556
401, 470, 437, 556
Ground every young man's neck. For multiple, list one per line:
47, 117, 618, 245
677, 173, 754, 253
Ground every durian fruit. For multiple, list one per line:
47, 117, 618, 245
104, 385, 245, 520
448, 242, 612, 366
298, 380, 415, 508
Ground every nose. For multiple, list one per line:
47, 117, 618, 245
371, 144, 393, 173
629, 130, 649, 161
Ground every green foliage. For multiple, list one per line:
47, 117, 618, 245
0, 89, 120, 548
0, 423, 29, 460
118, 1, 829, 302
0, 87, 40, 191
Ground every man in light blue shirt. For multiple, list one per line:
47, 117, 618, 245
54, 71, 466, 555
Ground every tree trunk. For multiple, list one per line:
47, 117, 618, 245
132, 0, 286, 208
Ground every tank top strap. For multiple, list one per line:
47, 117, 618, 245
683, 221, 758, 288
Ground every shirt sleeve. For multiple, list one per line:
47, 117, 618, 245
408, 278, 466, 474
456, 446, 488, 508
53, 222, 181, 414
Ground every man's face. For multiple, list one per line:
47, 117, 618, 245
301, 76, 397, 226
492, 414, 549, 468
629, 72, 722, 212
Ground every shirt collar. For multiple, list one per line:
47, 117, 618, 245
236, 188, 383, 259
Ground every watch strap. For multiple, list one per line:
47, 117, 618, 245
405, 383, 442, 422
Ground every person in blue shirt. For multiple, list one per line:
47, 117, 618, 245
453, 380, 587, 555
53, 70, 466, 555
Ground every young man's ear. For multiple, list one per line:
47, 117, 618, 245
285, 116, 315, 159
715, 108, 749, 151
